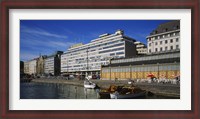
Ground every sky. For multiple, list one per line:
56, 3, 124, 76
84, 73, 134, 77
20, 20, 171, 61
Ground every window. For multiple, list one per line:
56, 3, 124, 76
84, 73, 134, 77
160, 41, 162, 45
176, 45, 179, 49
149, 49, 151, 53
149, 43, 151, 46
170, 39, 173, 43
155, 48, 158, 52
160, 47, 162, 51
165, 40, 168, 44
116, 52, 124, 55
165, 47, 168, 51
170, 46, 173, 50
176, 38, 179, 42
155, 42, 158, 45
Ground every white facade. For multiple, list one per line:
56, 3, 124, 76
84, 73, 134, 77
24, 59, 37, 75
61, 30, 136, 73
146, 21, 180, 53
134, 41, 147, 54
44, 57, 55, 75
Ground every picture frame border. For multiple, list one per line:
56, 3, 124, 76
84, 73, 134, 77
0, 0, 199, 118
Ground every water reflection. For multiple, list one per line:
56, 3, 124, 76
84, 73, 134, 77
20, 82, 178, 99
20, 82, 98, 99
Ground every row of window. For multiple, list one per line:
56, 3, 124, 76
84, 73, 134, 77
148, 32, 180, 41
149, 38, 179, 46
149, 45, 179, 53
66, 39, 123, 54
99, 47, 124, 54
102, 42, 124, 50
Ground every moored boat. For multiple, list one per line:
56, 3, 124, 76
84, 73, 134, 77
110, 90, 146, 99
109, 85, 146, 99
84, 80, 96, 89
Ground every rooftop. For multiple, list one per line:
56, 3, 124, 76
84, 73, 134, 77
150, 20, 180, 35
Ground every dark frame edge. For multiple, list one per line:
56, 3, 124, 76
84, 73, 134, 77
0, 0, 199, 119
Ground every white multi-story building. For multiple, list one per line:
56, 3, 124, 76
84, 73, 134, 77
61, 30, 137, 75
24, 59, 37, 75
146, 21, 180, 53
44, 51, 63, 76
134, 41, 147, 55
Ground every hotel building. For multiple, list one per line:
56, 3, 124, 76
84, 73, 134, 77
44, 51, 63, 76
146, 20, 180, 53
61, 30, 138, 75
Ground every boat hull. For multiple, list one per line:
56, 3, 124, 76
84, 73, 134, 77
110, 91, 146, 99
84, 84, 96, 89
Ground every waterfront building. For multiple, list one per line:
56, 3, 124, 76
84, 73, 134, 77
61, 30, 138, 75
24, 62, 29, 74
20, 61, 24, 74
146, 20, 180, 53
101, 50, 180, 80
24, 59, 37, 75
36, 55, 47, 75
134, 41, 147, 55
44, 51, 63, 76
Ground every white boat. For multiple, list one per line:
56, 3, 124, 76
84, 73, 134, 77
84, 80, 96, 89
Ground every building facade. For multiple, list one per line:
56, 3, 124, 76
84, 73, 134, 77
36, 55, 47, 75
20, 61, 24, 74
146, 20, 180, 53
44, 51, 63, 76
24, 59, 37, 75
61, 30, 138, 75
101, 51, 180, 80
134, 41, 147, 55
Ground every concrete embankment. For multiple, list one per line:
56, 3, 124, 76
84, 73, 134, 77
31, 78, 180, 98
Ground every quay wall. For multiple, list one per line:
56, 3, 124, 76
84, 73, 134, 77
31, 79, 180, 98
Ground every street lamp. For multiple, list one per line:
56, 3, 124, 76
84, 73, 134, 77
157, 63, 159, 79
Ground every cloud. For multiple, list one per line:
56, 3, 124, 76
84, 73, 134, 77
20, 52, 39, 61
21, 25, 68, 39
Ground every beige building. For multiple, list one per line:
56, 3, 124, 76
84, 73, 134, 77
24, 62, 29, 74
146, 21, 180, 53
36, 55, 46, 75
24, 59, 37, 75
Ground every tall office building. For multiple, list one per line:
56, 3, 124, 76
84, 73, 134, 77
146, 20, 180, 53
61, 30, 137, 75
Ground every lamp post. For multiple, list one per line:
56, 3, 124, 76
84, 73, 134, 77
157, 63, 159, 79
86, 47, 89, 78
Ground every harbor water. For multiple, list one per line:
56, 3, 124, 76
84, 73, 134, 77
20, 82, 178, 99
